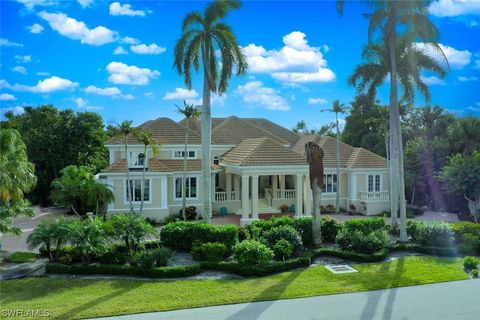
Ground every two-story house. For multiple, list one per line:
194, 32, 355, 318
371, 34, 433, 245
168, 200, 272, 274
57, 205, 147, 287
99, 116, 389, 225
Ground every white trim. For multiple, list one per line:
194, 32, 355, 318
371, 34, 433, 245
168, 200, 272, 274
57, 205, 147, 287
172, 149, 197, 159
221, 164, 309, 176
108, 207, 167, 212
173, 174, 200, 200
123, 178, 152, 205
366, 173, 383, 193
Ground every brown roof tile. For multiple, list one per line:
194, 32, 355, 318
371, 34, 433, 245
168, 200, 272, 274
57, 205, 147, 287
102, 159, 220, 173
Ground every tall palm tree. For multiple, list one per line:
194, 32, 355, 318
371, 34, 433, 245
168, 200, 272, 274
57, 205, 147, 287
176, 101, 201, 220
174, 0, 247, 223
134, 130, 159, 215
321, 100, 347, 213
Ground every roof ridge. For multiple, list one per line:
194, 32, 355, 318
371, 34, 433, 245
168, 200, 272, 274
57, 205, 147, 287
240, 137, 269, 165
348, 148, 362, 168
242, 118, 292, 145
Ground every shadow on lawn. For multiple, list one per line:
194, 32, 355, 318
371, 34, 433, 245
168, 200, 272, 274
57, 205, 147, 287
224, 270, 302, 320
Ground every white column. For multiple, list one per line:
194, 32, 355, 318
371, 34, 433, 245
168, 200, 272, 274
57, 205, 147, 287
241, 175, 250, 222
234, 175, 240, 201
251, 175, 259, 220
211, 173, 216, 203
349, 172, 357, 201
160, 176, 168, 209
279, 175, 286, 198
226, 173, 232, 201
295, 174, 303, 216
305, 174, 312, 216
109, 150, 115, 165
272, 175, 278, 198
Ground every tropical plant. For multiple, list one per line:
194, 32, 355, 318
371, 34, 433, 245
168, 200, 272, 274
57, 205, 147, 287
448, 116, 480, 156
134, 130, 159, 214
68, 216, 109, 264
176, 101, 201, 219
292, 120, 308, 134
108, 213, 158, 251
0, 128, 37, 235
27, 218, 73, 261
174, 0, 247, 222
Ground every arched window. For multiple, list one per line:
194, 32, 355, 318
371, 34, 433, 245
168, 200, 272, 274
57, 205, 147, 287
213, 156, 220, 165
136, 153, 145, 166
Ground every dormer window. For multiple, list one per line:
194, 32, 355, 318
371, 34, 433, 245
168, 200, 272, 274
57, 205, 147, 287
129, 152, 146, 168
213, 156, 220, 165
173, 150, 196, 159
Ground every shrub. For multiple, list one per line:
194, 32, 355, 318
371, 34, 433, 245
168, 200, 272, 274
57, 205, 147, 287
8, 252, 38, 263
321, 217, 340, 243
185, 206, 197, 220
262, 225, 302, 251
472, 269, 479, 278
407, 221, 454, 247
130, 250, 156, 269
452, 222, 480, 254
251, 216, 293, 236
279, 204, 290, 213
315, 247, 389, 262
163, 215, 177, 224
98, 244, 129, 265
108, 213, 157, 251
151, 246, 174, 267
273, 239, 294, 261
237, 226, 249, 242
68, 217, 109, 264
233, 240, 273, 266
293, 217, 313, 247
27, 217, 73, 261
342, 218, 387, 234
336, 228, 389, 254
160, 222, 238, 252
191, 242, 228, 261
463, 256, 479, 271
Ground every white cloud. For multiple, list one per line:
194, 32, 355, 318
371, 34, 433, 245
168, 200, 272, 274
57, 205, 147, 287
109, 2, 145, 17
163, 88, 198, 100
36, 71, 50, 76
78, 0, 93, 8
308, 97, 328, 105
145, 92, 154, 97
235, 81, 290, 111
15, 55, 32, 63
85, 85, 133, 99
1, 106, 25, 116
421, 75, 446, 86
130, 43, 166, 55
429, 0, 480, 17
74, 97, 101, 110
39, 11, 118, 46
120, 36, 139, 44
0, 38, 23, 47
242, 31, 335, 83
0, 93, 17, 101
475, 58, 480, 69
113, 46, 128, 55
12, 66, 27, 74
15, 0, 57, 10
29, 23, 44, 34
2, 76, 78, 93
106, 62, 159, 85
416, 43, 472, 69
458, 76, 478, 82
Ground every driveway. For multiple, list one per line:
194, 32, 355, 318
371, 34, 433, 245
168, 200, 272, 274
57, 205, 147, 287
0, 206, 70, 253
93, 279, 480, 320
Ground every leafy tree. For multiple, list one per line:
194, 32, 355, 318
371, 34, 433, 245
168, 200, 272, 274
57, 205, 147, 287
176, 101, 201, 219
448, 115, 480, 156
174, 0, 247, 222
108, 213, 157, 251
439, 152, 480, 223
50, 165, 114, 216
0, 128, 37, 235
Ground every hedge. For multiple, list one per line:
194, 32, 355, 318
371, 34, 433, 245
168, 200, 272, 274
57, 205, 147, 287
314, 247, 389, 262
201, 257, 311, 277
390, 243, 458, 257
160, 222, 238, 252
46, 263, 201, 278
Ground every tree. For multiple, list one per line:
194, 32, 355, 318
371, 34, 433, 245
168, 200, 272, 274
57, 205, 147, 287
108, 213, 157, 251
0, 128, 37, 235
134, 130, 159, 215
321, 100, 348, 213
448, 115, 480, 156
439, 152, 480, 223
174, 0, 247, 222
176, 101, 201, 219
292, 120, 308, 134
50, 165, 114, 217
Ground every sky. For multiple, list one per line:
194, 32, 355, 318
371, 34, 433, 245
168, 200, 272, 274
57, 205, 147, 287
1, 0, 480, 130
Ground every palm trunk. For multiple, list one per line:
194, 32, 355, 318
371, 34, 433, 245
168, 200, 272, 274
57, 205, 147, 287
397, 119, 408, 241
70, 204, 82, 218
335, 112, 340, 214
201, 44, 212, 223
182, 119, 189, 220
125, 136, 134, 213
312, 182, 322, 246
140, 144, 147, 215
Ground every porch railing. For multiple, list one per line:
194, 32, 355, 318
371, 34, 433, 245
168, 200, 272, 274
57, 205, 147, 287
215, 191, 236, 202
359, 191, 389, 202
275, 189, 296, 199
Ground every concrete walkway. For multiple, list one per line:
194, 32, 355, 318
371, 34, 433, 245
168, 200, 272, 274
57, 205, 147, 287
93, 279, 480, 320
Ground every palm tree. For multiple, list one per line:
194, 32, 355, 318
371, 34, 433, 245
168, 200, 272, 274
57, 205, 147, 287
174, 0, 248, 222
85, 179, 115, 216
176, 101, 201, 220
292, 120, 308, 134
321, 100, 347, 214
134, 130, 159, 215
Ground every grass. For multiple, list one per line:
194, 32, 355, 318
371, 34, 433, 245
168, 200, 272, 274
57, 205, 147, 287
0, 256, 469, 320
7, 252, 38, 263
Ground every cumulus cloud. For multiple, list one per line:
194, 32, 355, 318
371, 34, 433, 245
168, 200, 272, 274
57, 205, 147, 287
458, 76, 478, 82
120, 36, 139, 44
163, 88, 198, 100
85, 85, 133, 99
36, 71, 50, 76
2, 76, 78, 93
130, 43, 166, 55
29, 23, 44, 34
0, 38, 23, 47
242, 31, 335, 83
416, 43, 471, 69
0, 93, 17, 101
113, 46, 128, 55
39, 11, 118, 46
106, 62, 159, 85
15, 55, 31, 63
421, 75, 446, 86
235, 81, 290, 111
12, 66, 27, 74
1, 106, 25, 116
308, 98, 328, 105
78, 0, 93, 8
109, 2, 145, 17
15, 0, 57, 10
428, 0, 480, 17
74, 97, 101, 110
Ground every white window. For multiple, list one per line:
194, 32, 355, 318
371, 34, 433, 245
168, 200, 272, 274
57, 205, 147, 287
173, 150, 196, 159
129, 152, 145, 168
368, 174, 381, 192
175, 177, 198, 199
322, 174, 338, 193
125, 179, 150, 202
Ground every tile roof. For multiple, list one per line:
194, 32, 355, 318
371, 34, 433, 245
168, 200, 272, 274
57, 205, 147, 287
222, 137, 307, 166
102, 159, 220, 173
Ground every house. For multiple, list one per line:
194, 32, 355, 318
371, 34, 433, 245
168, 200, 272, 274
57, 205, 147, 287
99, 116, 389, 225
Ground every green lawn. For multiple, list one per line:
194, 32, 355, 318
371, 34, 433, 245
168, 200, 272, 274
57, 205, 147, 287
0, 256, 469, 320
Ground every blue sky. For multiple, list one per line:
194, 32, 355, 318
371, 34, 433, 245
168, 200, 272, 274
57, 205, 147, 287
1, 0, 479, 130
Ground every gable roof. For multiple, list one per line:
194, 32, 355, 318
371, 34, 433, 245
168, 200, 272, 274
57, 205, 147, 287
106, 117, 201, 145
222, 137, 307, 166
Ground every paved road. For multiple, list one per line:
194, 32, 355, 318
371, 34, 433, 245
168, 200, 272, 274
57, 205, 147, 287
95, 279, 480, 320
